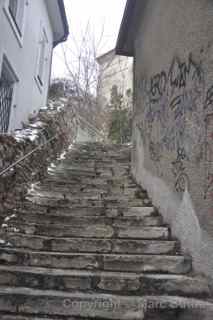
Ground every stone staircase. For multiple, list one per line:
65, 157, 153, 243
0, 142, 212, 319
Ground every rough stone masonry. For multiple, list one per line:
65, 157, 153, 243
0, 98, 78, 221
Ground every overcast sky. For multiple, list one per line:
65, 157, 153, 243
52, 0, 126, 78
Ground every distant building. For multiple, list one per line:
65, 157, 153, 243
0, 0, 69, 132
97, 49, 133, 110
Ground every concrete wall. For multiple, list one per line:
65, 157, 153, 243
0, 0, 54, 131
97, 50, 133, 109
132, 0, 213, 278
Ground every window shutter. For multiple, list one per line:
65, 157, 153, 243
8, 0, 18, 19
8, 0, 25, 35
16, 1, 25, 30
37, 30, 48, 86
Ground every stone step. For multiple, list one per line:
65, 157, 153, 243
0, 265, 209, 297
4, 214, 163, 228
18, 202, 106, 216
1, 233, 177, 254
48, 170, 113, 180
27, 192, 102, 202
34, 183, 109, 194
44, 175, 110, 186
26, 192, 146, 208
0, 287, 211, 319
34, 177, 138, 196
123, 207, 158, 218
25, 195, 145, 208
28, 190, 143, 204
0, 248, 192, 273
54, 164, 96, 173
0, 316, 70, 320
32, 185, 141, 199
24, 196, 144, 210
48, 167, 130, 178
3, 221, 169, 239
61, 159, 96, 166
48, 167, 97, 177
15, 204, 156, 219
0, 316, 95, 320
25, 195, 105, 207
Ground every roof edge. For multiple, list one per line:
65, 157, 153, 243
115, 0, 136, 57
96, 49, 115, 63
53, 0, 69, 47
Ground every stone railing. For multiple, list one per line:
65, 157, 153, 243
0, 98, 83, 219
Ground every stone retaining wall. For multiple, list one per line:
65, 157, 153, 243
0, 98, 78, 219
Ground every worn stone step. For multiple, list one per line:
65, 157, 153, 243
32, 185, 141, 199
4, 214, 163, 229
25, 195, 105, 207
48, 170, 113, 180
61, 159, 96, 166
17, 202, 106, 217
3, 221, 169, 239
128, 198, 152, 206
25, 194, 147, 209
117, 226, 169, 239
5, 206, 159, 223
16, 203, 157, 219
0, 316, 72, 320
1, 233, 177, 254
0, 287, 212, 319
45, 175, 110, 186
0, 248, 192, 273
54, 164, 96, 173
138, 273, 211, 297
0, 316, 94, 320
123, 207, 158, 218
27, 191, 102, 202
34, 182, 109, 194
48, 167, 97, 177
25, 195, 144, 208
0, 265, 209, 297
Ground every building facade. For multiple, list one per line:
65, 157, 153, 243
117, 0, 213, 279
97, 49, 133, 110
0, 0, 68, 132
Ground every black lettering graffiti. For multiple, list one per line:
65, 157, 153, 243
204, 113, 213, 199
204, 85, 213, 110
169, 95, 184, 120
177, 147, 188, 161
168, 53, 203, 89
150, 71, 167, 102
172, 148, 190, 193
137, 52, 213, 199
149, 141, 162, 162
170, 95, 182, 111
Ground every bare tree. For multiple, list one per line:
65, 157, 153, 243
60, 21, 107, 128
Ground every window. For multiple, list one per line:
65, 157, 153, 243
8, 0, 25, 36
0, 56, 18, 132
36, 29, 48, 87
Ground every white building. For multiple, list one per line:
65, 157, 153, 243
0, 0, 69, 132
97, 49, 133, 110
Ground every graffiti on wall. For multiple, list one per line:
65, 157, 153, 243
171, 147, 190, 193
136, 53, 213, 197
204, 113, 213, 199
